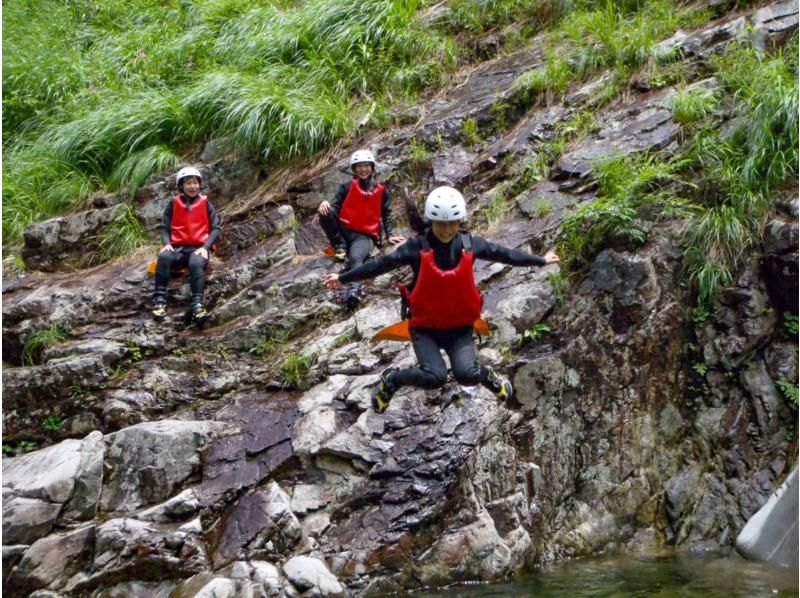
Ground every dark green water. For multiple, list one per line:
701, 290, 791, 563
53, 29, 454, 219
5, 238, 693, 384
413, 553, 799, 597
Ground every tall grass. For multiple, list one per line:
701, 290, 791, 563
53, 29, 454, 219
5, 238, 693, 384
514, 0, 708, 104
682, 38, 798, 305
3, 0, 454, 245
559, 153, 691, 268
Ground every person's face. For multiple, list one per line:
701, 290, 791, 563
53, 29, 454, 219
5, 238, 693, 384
431, 220, 460, 243
181, 176, 201, 198
353, 162, 374, 180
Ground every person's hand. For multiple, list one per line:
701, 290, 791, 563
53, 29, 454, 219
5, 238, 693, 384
388, 235, 405, 245
544, 250, 560, 264
194, 247, 209, 260
159, 244, 174, 253
318, 201, 331, 216
324, 272, 341, 289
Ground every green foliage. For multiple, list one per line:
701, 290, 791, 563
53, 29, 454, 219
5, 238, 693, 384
408, 139, 433, 176
249, 325, 289, 358
712, 40, 799, 192
22, 324, 68, 366
777, 379, 799, 408
560, 153, 686, 268
671, 86, 719, 126
280, 352, 316, 388
4, 0, 456, 240
513, 0, 705, 104
692, 362, 708, 376
445, 0, 556, 34
108, 145, 180, 196
2, 444, 14, 456
547, 271, 569, 305
99, 205, 147, 262
42, 415, 63, 432
521, 323, 551, 345
681, 39, 797, 307
125, 340, 143, 361
533, 198, 553, 218
784, 312, 799, 336
462, 118, 482, 146
485, 184, 513, 226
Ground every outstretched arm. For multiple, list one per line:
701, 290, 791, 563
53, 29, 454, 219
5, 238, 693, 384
324, 238, 418, 288
473, 236, 559, 266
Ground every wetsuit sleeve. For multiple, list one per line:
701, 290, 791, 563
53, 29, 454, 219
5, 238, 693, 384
329, 182, 350, 219
159, 201, 173, 246
471, 236, 547, 266
203, 201, 222, 250
381, 186, 393, 239
338, 237, 419, 283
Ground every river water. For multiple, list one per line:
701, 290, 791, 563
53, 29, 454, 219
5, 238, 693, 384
412, 552, 799, 597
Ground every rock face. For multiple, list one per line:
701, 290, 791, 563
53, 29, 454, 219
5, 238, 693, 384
2, 3, 797, 596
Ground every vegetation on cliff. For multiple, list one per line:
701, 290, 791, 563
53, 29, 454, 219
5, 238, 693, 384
3, 0, 797, 308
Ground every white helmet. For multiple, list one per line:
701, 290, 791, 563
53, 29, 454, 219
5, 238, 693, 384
350, 150, 376, 169
425, 186, 466, 222
176, 166, 202, 187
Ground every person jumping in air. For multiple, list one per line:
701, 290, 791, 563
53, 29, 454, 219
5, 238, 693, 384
324, 185, 559, 413
151, 166, 221, 323
318, 149, 405, 311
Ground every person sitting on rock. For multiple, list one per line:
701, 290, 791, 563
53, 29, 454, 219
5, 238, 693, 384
317, 149, 405, 311
324, 186, 560, 413
151, 166, 221, 322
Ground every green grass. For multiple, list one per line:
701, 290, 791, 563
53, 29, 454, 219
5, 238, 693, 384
681, 38, 798, 306
559, 153, 689, 268
22, 324, 69, 366
3, 0, 457, 245
280, 352, 316, 389
514, 0, 707, 106
671, 86, 720, 126
462, 118, 482, 146
98, 205, 148, 262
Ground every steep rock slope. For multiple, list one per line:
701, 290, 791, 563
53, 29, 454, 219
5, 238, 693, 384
2, 2, 797, 596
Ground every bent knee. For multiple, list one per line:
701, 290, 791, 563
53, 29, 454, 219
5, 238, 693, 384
453, 368, 481, 386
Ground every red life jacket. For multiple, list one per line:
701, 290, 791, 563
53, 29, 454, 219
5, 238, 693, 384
338, 178, 385, 238
170, 194, 210, 246
408, 234, 483, 329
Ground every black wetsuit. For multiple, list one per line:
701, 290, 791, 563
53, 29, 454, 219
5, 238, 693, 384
339, 230, 546, 391
154, 194, 221, 307
319, 179, 393, 300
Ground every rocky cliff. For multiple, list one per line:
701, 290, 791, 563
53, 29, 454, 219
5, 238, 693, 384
3, 2, 797, 596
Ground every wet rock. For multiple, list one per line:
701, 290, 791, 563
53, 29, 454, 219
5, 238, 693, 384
3, 432, 104, 544
92, 580, 176, 598
211, 482, 304, 568
5, 525, 94, 594
556, 90, 680, 178
22, 205, 128, 272
71, 517, 208, 592
202, 394, 297, 498
761, 217, 798, 315
101, 420, 227, 512
476, 106, 571, 172
419, 46, 544, 143
282, 555, 344, 596
432, 145, 475, 187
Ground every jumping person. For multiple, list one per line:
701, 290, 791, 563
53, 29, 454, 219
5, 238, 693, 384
323, 186, 560, 413
318, 149, 404, 311
151, 166, 221, 322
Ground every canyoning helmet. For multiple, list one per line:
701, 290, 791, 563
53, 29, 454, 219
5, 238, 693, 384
176, 166, 202, 188
425, 186, 466, 222
350, 150, 376, 170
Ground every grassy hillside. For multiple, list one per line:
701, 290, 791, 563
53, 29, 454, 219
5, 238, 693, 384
3, 0, 798, 309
